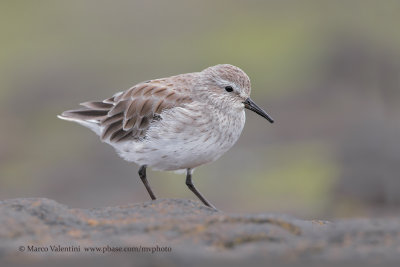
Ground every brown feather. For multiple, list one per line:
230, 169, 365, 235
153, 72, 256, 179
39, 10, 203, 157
154, 99, 166, 114
101, 113, 123, 126
116, 87, 134, 101
139, 117, 149, 129
139, 99, 153, 116
63, 77, 192, 142
102, 121, 122, 140
142, 86, 155, 97
116, 130, 134, 142
109, 100, 128, 116
132, 84, 149, 98
110, 128, 131, 142
125, 99, 138, 119
61, 109, 108, 120
80, 101, 113, 110
122, 116, 137, 130
152, 87, 168, 96
103, 96, 115, 104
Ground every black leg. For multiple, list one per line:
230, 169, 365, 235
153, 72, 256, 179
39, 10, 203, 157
138, 165, 156, 200
185, 168, 217, 210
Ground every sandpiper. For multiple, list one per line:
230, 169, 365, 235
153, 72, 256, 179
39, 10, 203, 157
58, 64, 274, 210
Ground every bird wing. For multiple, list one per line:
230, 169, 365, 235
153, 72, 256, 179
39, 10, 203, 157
60, 79, 192, 142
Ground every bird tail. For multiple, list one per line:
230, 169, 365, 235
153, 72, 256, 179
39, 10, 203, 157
58, 101, 113, 136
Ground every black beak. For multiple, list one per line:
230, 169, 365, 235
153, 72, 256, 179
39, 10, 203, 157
243, 98, 274, 123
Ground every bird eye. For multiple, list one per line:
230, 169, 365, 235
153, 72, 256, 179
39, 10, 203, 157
225, 86, 233, 92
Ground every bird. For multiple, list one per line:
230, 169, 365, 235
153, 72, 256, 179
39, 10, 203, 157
58, 64, 274, 210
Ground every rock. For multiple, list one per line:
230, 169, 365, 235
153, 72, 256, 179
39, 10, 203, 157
1, 198, 400, 266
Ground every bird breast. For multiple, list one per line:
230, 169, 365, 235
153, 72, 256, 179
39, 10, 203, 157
117, 102, 246, 171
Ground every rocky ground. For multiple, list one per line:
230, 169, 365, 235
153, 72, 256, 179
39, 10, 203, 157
1, 198, 400, 266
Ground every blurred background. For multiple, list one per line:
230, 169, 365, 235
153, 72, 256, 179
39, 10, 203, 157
1, 0, 399, 219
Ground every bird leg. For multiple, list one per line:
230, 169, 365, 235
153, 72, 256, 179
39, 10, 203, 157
185, 168, 217, 210
138, 165, 157, 200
